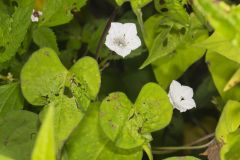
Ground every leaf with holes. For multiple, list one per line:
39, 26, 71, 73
99, 92, 146, 149
21, 48, 68, 106
134, 83, 173, 133
40, 95, 82, 150
66, 103, 143, 160
69, 56, 101, 111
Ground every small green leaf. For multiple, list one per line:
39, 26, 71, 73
134, 83, 173, 133
21, 48, 68, 105
31, 105, 56, 160
99, 92, 145, 149
162, 156, 201, 160
0, 83, 23, 116
206, 52, 240, 101
32, 27, 59, 53
66, 103, 143, 160
215, 100, 240, 142
0, 110, 38, 160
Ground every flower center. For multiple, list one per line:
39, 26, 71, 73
113, 36, 127, 48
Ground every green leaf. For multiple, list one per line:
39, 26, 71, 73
194, 0, 240, 46
135, 83, 173, 133
0, 0, 34, 62
162, 156, 201, 160
151, 15, 208, 88
221, 129, 240, 160
141, 14, 207, 69
39, 0, 87, 27
224, 67, 240, 92
21, 48, 68, 105
66, 103, 143, 160
69, 56, 101, 103
0, 110, 38, 160
31, 105, 56, 160
198, 32, 240, 64
99, 92, 146, 149
0, 83, 23, 116
40, 95, 82, 150
215, 100, 240, 142
206, 52, 240, 102
154, 0, 189, 25
32, 27, 59, 53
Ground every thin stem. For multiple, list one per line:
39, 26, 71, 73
95, 7, 119, 60
187, 133, 215, 146
153, 140, 213, 151
151, 133, 215, 155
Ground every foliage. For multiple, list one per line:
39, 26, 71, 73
0, 0, 240, 159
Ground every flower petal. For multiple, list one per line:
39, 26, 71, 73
123, 23, 138, 36
108, 22, 124, 36
181, 85, 194, 98
180, 99, 196, 111
127, 36, 141, 50
114, 47, 131, 57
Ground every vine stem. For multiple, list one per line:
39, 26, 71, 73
95, 7, 119, 60
151, 133, 215, 155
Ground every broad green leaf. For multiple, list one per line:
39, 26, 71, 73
99, 92, 146, 149
224, 67, 240, 91
21, 48, 68, 105
32, 27, 59, 53
194, 0, 240, 46
40, 95, 82, 150
152, 15, 208, 88
221, 129, 240, 160
0, 83, 23, 116
32, 105, 56, 160
0, 110, 38, 160
163, 156, 201, 160
206, 52, 240, 101
39, 0, 87, 27
198, 32, 240, 63
135, 83, 173, 133
141, 14, 206, 69
0, 0, 34, 62
215, 100, 240, 142
66, 103, 143, 160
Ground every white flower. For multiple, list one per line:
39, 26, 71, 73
31, 9, 43, 22
168, 80, 196, 112
105, 22, 141, 58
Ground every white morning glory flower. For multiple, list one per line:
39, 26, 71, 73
105, 22, 141, 58
168, 80, 196, 112
31, 9, 43, 22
